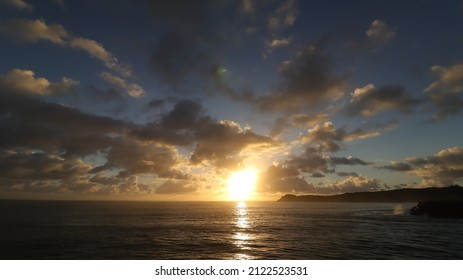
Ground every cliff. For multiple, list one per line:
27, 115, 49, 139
277, 185, 463, 203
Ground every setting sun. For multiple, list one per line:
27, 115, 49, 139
227, 169, 258, 201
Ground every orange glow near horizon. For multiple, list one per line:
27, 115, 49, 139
227, 169, 258, 201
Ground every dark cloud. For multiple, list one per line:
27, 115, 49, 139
311, 172, 325, 178
424, 64, 463, 120
287, 148, 332, 173
287, 147, 369, 175
328, 156, 369, 166
155, 179, 198, 194
257, 163, 381, 194
0, 150, 91, 180
0, 91, 127, 157
191, 117, 276, 168
145, 0, 239, 91
101, 140, 178, 175
347, 19, 396, 52
379, 162, 412, 172
379, 147, 463, 187
345, 84, 421, 116
146, 0, 299, 94
325, 176, 382, 193
298, 122, 346, 152
336, 171, 359, 177
257, 44, 348, 112
270, 113, 329, 136
161, 99, 204, 129
257, 165, 315, 193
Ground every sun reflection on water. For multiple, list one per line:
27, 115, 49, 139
232, 201, 255, 260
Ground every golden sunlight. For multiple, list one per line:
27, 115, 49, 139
227, 169, 258, 201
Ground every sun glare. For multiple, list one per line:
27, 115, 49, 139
227, 169, 258, 201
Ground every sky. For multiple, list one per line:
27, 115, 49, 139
0, 0, 463, 201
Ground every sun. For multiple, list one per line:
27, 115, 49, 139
227, 169, 258, 201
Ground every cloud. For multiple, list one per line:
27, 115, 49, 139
3, 0, 33, 11
380, 147, 463, 187
102, 140, 179, 175
345, 84, 421, 116
0, 18, 68, 44
267, 0, 298, 32
424, 64, 463, 120
0, 149, 91, 180
328, 156, 369, 166
256, 164, 315, 193
270, 113, 329, 136
257, 44, 348, 112
336, 171, 359, 177
146, 0, 235, 89
325, 175, 381, 193
99, 72, 144, 97
344, 127, 382, 141
298, 122, 346, 152
161, 99, 204, 129
0, 89, 128, 159
191, 118, 276, 168
379, 161, 413, 172
69, 38, 132, 77
155, 180, 198, 194
294, 121, 383, 155
0, 69, 78, 95
365, 19, 396, 47
264, 37, 292, 58
257, 163, 380, 194
286, 147, 369, 175
144, 0, 300, 95
348, 19, 396, 51
0, 18, 141, 95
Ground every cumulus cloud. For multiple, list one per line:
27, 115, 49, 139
0, 18, 141, 95
0, 18, 68, 44
424, 64, 463, 120
267, 0, 298, 32
294, 121, 383, 155
270, 113, 329, 136
256, 164, 315, 193
257, 163, 380, 194
102, 140, 179, 175
161, 99, 204, 129
325, 175, 381, 193
132, 100, 277, 164
155, 180, 198, 194
0, 96, 220, 194
257, 44, 348, 112
298, 122, 345, 152
3, 0, 33, 11
0, 69, 78, 95
70, 38, 132, 77
144, 0, 300, 95
191, 118, 276, 168
0, 149, 91, 180
336, 171, 359, 177
349, 19, 396, 51
366, 20, 396, 46
264, 37, 292, 58
99, 72, 144, 97
380, 147, 463, 187
345, 84, 421, 116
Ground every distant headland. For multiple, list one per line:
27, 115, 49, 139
277, 185, 463, 203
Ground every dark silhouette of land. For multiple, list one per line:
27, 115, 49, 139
410, 200, 463, 218
277, 185, 463, 203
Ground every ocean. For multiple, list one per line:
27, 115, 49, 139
0, 200, 461, 259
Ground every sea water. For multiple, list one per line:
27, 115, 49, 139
0, 200, 461, 259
